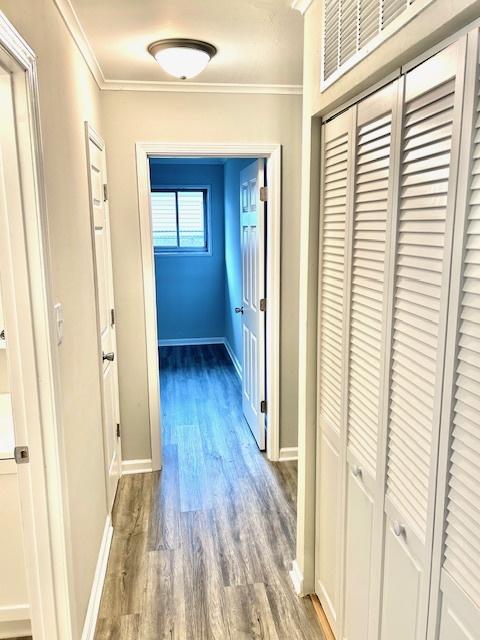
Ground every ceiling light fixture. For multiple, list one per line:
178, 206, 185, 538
148, 38, 217, 80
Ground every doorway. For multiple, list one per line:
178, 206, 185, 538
135, 143, 282, 466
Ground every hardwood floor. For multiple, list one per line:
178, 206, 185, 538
95, 344, 322, 640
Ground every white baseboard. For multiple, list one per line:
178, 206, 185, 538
289, 559, 305, 596
81, 515, 113, 640
279, 446, 298, 461
121, 459, 153, 475
0, 614, 31, 639
158, 337, 224, 346
223, 339, 242, 381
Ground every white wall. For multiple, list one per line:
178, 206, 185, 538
101, 89, 303, 458
0, 1, 108, 635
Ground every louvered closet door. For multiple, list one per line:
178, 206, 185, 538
342, 81, 399, 640
315, 108, 354, 635
380, 39, 467, 640
429, 29, 480, 640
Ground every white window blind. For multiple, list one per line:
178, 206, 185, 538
322, 0, 431, 86
150, 189, 208, 252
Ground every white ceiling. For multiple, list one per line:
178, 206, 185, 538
68, 0, 304, 88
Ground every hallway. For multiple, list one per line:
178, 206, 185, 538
94, 345, 321, 639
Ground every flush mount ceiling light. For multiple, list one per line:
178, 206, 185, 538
148, 38, 217, 80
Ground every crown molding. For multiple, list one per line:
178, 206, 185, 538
101, 79, 303, 94
53, 0, 303, 95
53, 0, 104, 86
291, 0, 314, 14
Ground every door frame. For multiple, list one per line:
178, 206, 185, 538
84, 122, 122, 512
0, 12, 75, 640
135, 142, 282, 467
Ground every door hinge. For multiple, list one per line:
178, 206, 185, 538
116, 423, 121, 438
260, 400, 267, 414
103, 183, 108, 202
260, 186, 268, 202
111, 308, 115, 326
14, 446, 30, 464
260, 298, 267, 312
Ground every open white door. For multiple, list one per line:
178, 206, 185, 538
240, 160, 266, 450
85, 124, 121, 512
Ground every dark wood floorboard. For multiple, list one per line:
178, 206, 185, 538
95, 344, 322, 640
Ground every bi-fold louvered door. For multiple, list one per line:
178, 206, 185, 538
316, 108, 354, 634
427, 29, 480, 640
316, 32, 474, 640
343, 81, 399, 640
379, 38, 466, 640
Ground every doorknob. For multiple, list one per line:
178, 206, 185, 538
102, 351, 115, 362
235, 306, 244, 314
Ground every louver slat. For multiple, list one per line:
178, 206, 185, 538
381, 0, 407, 28
443, 84, 480, 606
324, 0, 340, 80
340, 0, 358, 65
319, 132, 349, 434
386, 79, 456, 539
347, 114, 391, 474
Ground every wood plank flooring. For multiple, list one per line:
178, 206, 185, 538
95, 344, 322, 640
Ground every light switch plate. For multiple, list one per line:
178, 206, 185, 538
54, 303, 64, 345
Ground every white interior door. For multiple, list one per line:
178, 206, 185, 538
240, 160, 266, 450
86, 124, 121, 513
380, 39, 466, 640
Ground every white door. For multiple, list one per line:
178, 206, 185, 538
380, 39, 466, 640
240, 160, 266, 450
343, 80, 399, 640
428, 28, 480, 640
85, 124, 121, 512
316, 108, 354, 634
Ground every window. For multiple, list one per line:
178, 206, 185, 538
151, 188, 209, 253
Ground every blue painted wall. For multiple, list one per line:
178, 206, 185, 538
151, 161, 225, 341
223, 159, 255, 365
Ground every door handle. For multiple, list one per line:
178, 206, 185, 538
102, 351, 115, 362
235, 306, 244, 314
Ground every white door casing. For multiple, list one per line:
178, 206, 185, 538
240, 160, 266, 450
85, 124, 121, 513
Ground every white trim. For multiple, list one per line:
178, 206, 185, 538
50, 0, 303, 95
158, 337, 224, 346
0, 604, 30, 622
136, 142, 281, 463
121, 459, 153, 475
289, 559, 305, 595
224, 339, 242, 381
291, 0, 313, 15
80, 516, 113, 640
0, 618, 31, 640
0, 13, 75, 640
279, 446, 298, 461
52, 0, 104, 86
102, 80, 303, 95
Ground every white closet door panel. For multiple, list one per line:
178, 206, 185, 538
319, 112, 352, 438
343, 81, 399, 640
318, 430, 342, 629
381, 39, 466, 640
385, 56, 458, 538
430, 31, 480, 640
343, 469, 374, 640
347, 89, 393, 477
381, 518, 422, 640
317, 108, 355, 635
